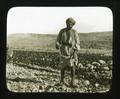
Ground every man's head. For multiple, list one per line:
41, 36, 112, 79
66, 17, 76, 29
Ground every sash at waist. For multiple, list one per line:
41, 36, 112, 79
61, 42, 72, 47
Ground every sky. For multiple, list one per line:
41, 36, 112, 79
7, 7, 113, 35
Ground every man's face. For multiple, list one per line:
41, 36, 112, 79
66, 22, 74, 29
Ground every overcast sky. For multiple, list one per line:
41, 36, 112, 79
7, 7, 113, 35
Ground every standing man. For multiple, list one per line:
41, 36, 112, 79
56, 17, 80, 87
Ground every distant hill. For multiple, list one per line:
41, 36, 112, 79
7, 31, 112, 50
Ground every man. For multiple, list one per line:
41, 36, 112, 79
56, 17, 80, 87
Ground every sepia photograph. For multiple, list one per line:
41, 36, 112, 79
6, 7, 113, 93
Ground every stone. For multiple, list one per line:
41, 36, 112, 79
103, 66, 109, 71
99, 60, 106, 65
84, 80, 90, 86
95, 83, 100, 87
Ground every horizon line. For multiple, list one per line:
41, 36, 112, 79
7, 30, 113, 36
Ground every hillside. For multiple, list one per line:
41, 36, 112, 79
7, 31, 112, 50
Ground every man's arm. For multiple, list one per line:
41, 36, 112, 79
56, 30, 62, 50
74, 31, 80, 50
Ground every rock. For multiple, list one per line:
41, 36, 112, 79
95, 83, 99, 87
102, 66, 109, 71
66, 88, 72, 92
45, 85, 54, 92
33, 87, 39, 92
92, 62, 101, 67
86, 64, 92, 67
107, 60, 113, 65
90, 65, 94, 70
107, 60, 112, 70
86, 64, 94, 71
53, 88, 59, 92
42, 58, 45, 61
99, 60, 106, 65
75, 79, 79, 84
77, 63, 84, 69
84, 80, 90, 86
61, 85, 67, 91
47, 87, 53, 92
87, 64, 94, 68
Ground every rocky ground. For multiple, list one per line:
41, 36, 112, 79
6, 63, 110, 93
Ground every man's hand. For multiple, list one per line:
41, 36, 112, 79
73, 44, 80, 51
56, 42, 61, 49
76, 44, 80, 50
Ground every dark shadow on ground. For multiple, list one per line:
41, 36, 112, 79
7, 77, 42, 83
14, 63, 59, 74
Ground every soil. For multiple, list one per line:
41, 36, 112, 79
6, 63, 110, 93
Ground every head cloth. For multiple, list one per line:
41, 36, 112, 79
66, 17, 76, 25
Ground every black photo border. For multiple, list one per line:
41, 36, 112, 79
0, 0, 119, 99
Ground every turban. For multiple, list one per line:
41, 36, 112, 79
66, 17, 76, 25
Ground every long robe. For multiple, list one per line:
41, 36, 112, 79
56, 28, 80, 68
